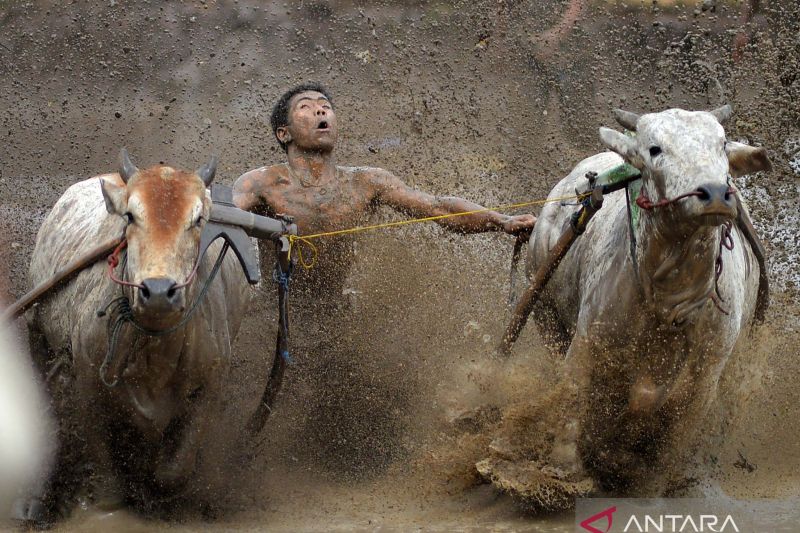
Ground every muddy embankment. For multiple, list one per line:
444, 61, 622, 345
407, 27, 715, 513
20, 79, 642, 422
1, 0, 798, 530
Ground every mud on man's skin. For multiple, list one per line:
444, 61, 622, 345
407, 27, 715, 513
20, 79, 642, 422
233, 82, 536, 301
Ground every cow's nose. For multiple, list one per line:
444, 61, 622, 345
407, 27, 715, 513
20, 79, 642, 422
695, 183, 735, 209
139, 277, 181, 311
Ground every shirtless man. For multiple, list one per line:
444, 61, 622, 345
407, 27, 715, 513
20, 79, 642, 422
233, 82, 536, 298
232, 83, 535, 468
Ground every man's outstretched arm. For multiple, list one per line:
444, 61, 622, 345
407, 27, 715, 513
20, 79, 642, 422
370, 169, 535, 235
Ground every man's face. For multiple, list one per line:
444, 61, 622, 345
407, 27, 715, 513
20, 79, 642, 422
279, 90, 338, 153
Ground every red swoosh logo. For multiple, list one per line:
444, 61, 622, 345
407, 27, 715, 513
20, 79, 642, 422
580, 506, 617, 533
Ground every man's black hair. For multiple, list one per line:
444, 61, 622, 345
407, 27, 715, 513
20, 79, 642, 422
270, 82, 333, 152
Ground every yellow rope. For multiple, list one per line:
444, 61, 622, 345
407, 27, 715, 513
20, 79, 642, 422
287, 193, 582, 268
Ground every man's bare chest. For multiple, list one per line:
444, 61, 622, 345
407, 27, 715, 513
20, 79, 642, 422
262, 178, 373, 234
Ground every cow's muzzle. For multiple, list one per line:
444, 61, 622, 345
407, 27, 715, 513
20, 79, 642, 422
138, 277, 185, 314
693, 182, 737, 219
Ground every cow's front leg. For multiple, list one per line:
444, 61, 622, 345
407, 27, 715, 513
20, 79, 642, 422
548, 333, 593, 476
153, 387, 216, 494
659, 347, 732, 497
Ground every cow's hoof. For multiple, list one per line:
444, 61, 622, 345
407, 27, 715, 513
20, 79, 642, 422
10, 497, 50, 528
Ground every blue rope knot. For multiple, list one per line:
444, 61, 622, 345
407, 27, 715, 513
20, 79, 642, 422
272, 263, 293, 290
273, 259, 293, 364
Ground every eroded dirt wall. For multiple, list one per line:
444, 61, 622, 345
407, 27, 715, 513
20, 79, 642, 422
0, 0, 798, 529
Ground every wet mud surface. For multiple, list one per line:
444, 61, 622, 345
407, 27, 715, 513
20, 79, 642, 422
1, 0, 799, 530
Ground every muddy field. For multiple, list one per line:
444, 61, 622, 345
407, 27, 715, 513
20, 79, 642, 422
1, 0, 799, 531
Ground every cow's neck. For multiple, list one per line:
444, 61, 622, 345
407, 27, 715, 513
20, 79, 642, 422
117, 329, 188, 427
634, 213, 719, 326
122, 327, 187, 382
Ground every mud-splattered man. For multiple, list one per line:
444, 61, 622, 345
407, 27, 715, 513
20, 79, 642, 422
233, 82, 535, 298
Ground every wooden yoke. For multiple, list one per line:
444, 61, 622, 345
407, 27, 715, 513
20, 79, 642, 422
203, 183, 297, 284
1, 184, 297, 324
0, 237, 123, 323
499, 185, 605, 356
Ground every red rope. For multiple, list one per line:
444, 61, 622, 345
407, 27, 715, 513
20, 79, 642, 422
172, 251, 201, 290
712, 220, 735, 313
636, 186, 737, 315
107, 239, 145, 289
635, 189, 703, 210
106, 238, 202, 290
636, 186, 737, 211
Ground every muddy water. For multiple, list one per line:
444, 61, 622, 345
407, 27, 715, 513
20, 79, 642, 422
1, 0, 799, 531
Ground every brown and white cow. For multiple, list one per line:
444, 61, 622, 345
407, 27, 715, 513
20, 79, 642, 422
24, 151, 251, 520
519, 106, 771, 496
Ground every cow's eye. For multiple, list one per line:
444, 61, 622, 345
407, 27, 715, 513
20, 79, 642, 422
194, 215, 205, 228
123, 212, 135, 225
649, 146, 662, 157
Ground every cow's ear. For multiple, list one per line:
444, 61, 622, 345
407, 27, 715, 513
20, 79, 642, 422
599, 127, 637, 161
100, 176, 127, 215
726, 141, 772, 178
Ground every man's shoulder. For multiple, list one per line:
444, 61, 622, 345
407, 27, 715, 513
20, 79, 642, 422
235, 164, 287, 189
241, 163, 288, 179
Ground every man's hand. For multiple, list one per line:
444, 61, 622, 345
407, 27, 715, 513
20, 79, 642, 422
501, 214, 537, 235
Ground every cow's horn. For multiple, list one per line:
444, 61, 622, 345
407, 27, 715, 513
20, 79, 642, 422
197, 155, 218, 186
119, 148, 138, 184
709, 104, 733, 125
613, 109, 640, 131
